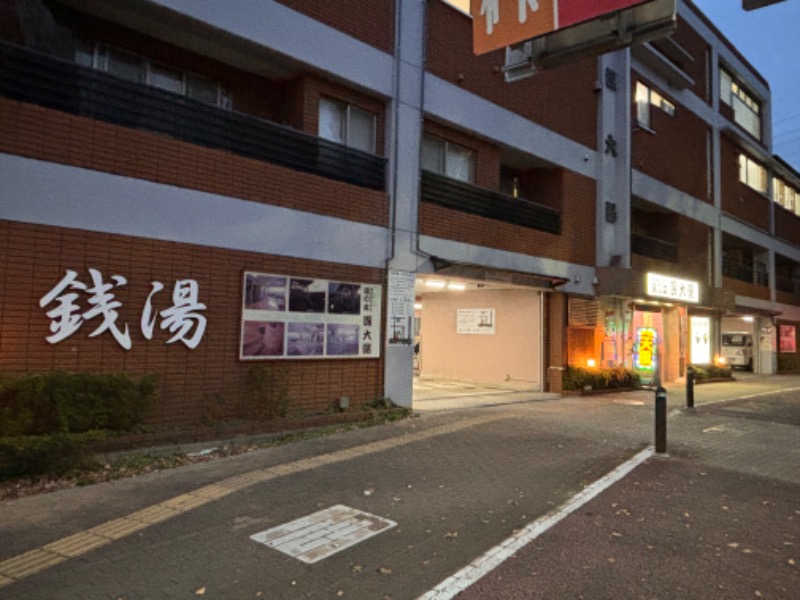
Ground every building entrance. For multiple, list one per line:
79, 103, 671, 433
412, 276, 545, 402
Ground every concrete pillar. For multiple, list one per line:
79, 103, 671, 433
596, 50, 632, 268
383, 0, 427, 408
546, 293, 567, 393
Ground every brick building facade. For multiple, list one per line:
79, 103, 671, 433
2, 0, 800, 431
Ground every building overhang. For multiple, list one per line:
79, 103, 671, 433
430, 259, 568, 290
631, 40, 694, 90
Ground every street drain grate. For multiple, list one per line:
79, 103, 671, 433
250, 505, 397, 564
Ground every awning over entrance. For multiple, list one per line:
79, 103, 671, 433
430, 258, 569, 290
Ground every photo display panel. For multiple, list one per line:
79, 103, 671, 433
240, 272, 381, 360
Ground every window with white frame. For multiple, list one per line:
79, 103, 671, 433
739, 154, 767, 194
773, 177, 800, 215
635, 82, 676, 129
421, 134, 475, 183
318, 98, 377, 154
75, 43, 231, 109
720, 68, 761, 140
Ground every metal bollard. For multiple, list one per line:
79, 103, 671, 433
686, 367, 695, 410
655, 386, 667, 454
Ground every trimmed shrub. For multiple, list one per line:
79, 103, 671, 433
0, 432, 103, 479
563, 365, 641, 391
0, 374, 62, 436
0, 372, 158, 437
690, 365, 732, 380
243, 365, 290, 420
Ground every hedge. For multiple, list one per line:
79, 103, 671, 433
0, 372, 157, 479
563, 365, 641, 391
0, 372, 157, 437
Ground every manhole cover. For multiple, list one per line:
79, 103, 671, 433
250, 505, 397, 563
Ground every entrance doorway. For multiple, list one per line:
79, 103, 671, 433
413, 276, 545, 402
721, 314, 758, 371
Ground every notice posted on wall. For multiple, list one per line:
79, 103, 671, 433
240, 272, 381, 360
457, 308, 495, 335
387, 270, 416, 345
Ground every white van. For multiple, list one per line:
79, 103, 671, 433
721, 332, 753, 370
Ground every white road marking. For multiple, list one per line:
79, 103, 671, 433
250, 505, 396, 564
418, 446, 655, 600
732, 387, 800, 400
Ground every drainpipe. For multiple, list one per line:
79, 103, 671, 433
540, 290, 545, 392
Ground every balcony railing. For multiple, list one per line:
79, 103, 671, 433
630, 233, 678, 262
0, 42, 386, 190
723, 256, 768, 287
420, 171, 561, 235
776, 274, 800, 295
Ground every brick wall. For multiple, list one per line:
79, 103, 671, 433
277, 0, 395, 54
0, 98, 389, 227
426, 0, 597, 150
673, 16, 711, 103
721, 275, 770, 302
631, 216, 710, 282
678, 218, 711, 280
719, 136, 770, 231
775, 205, 800, 247
0, 0, 22, 43
775, 290, 800, 308
420, 170, 596, 266
632, 75, 711, 202
0, 220, 385, 426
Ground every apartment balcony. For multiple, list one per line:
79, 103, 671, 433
776, 275, 799, 295
776, 274, 800, 306
723, 256, 768, 287
631, 38, 694, 90
420, 170, 561, 235
630, 233, 678, 262
0, 42, 385, 191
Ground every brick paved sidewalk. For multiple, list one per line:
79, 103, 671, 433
0, 375, 797, 599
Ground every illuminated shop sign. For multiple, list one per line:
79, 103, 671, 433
646, 273, 699, 303
635, 327, 656, 371
240, 272, 382, 360
40, 269, 207, 350
690, 316, 711, 364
